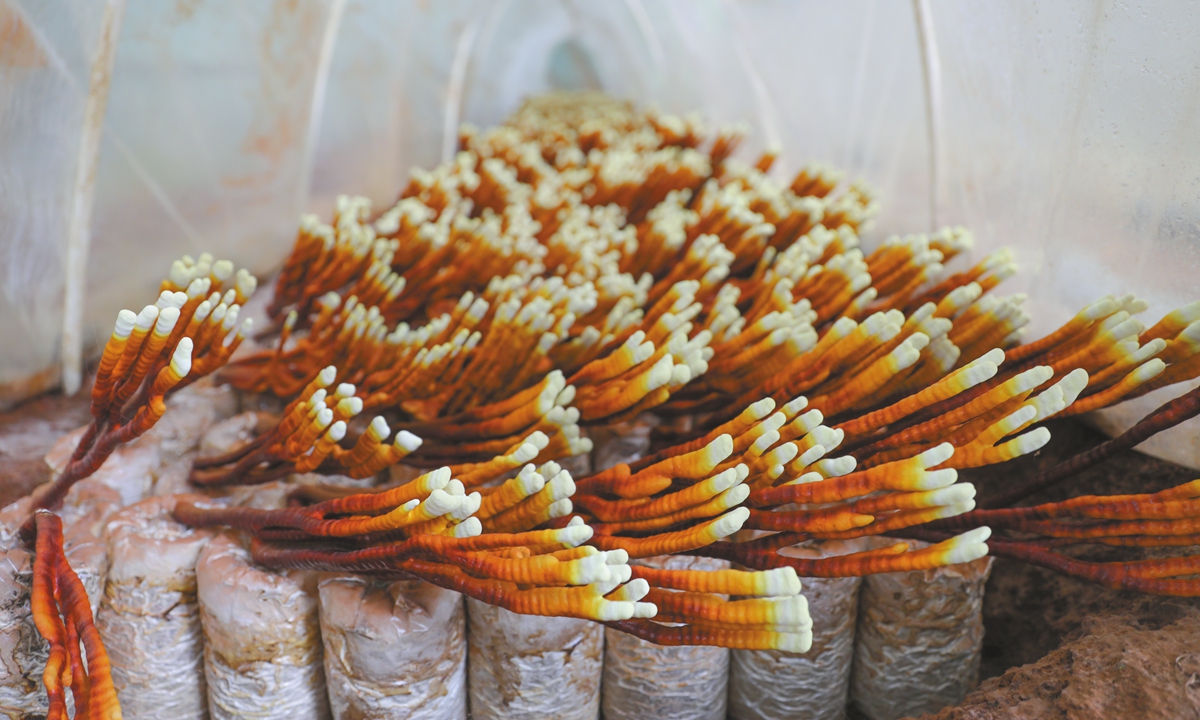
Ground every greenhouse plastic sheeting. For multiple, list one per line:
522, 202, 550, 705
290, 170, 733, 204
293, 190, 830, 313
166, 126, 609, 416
2, 0, 1199, 462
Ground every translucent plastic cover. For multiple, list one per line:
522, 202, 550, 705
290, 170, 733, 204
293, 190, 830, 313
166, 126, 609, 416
3, 1, 1199, 462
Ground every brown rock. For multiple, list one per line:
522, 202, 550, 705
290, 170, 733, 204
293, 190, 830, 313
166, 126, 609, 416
919, 599, 1200, 720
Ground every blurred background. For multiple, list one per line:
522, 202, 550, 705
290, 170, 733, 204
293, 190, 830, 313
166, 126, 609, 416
3, 0, 1199, 459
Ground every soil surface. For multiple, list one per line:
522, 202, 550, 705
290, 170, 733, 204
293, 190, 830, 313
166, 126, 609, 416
911, 418, 1200, 719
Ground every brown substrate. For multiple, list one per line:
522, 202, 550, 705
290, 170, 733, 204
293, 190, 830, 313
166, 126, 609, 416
908, 419, 1200, 719
0, 387, 91, 508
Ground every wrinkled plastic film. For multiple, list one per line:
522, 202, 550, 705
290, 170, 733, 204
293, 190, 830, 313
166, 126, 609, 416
849, 540, 994, 720
728, 539, 867, 720
197, 533, 329, 720
602, 554, 730, 720
97, 495, 214, 720
320, 575, 466, 720
466, 598, 602, 720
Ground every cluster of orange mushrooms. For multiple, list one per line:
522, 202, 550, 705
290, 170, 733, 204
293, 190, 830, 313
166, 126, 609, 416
23, 93, 1200, 718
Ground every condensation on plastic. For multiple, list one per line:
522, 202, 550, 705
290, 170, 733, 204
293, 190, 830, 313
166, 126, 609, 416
0, 0, 109, 399
0, 478, 119, 718
96, 494, 214, 720
728, 539, 867, 720
849, 540, 994, 720
601, 555, 730, 720
5, 1, 1200, 463
319, 575, 467, 720
466, 597, 602, 720
197, 533, 330, 720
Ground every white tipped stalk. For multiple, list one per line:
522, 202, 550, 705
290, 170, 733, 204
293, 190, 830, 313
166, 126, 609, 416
1013, 366, 1054, 394
1002, 427, 1052, 457
325, 421, 347, 442
781, 395, 808, 418
1131, 358, 1167, 384
454, 517, 482, 538
368, 416, 390, 440
1081, 296, 1121, 322
445, 479, 465, 496
236, 268, 257, 299
604, 549, 630, 566
759, 413, 788, 437
545, 498, 573, 519
514, 443, 540, 463
425, 467, 451, 490
113, 309, 138, 338
784, 471, 824, 486
943, 527, 992, 564
546, 471, 576, 501
719, 484, 751, 508
750, 430, 780, 457
451, 492, 482, 521
423, 489, 459, 517
318, 366, 337, 387
711, 507, 751, 538
807, 426, 841, 452
926, 483, 977, 506
705, 434, 735, 466
335, 382, 356, 399
746, 397, 776, 420
762, 567, 802, 596
192, 301, 213, 324
762, 441, 799, 467
918, 443, 955, 469
791, 409, 824, 435
815, 456, 856, 477
169, 259, 192, 288
916, 467, 959, 490
560, 523, 593, 547
211, 259, 233, 282
185, 277, 209, 299
135, 305, 160, 331
795, 444, 827, 469
336, 397, 363, 417
395, 430, 423, 452
961, 361, 1000, 389
170, 338, 193, 377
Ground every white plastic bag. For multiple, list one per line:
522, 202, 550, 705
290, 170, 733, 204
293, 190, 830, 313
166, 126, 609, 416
320, 575, 467, 719
467, 598, 602, 720
197, 533, 329, 720
602, 555, 730, 720
850, 541, 994, 720
728, 539, 867, 720
96, 494, 213, 720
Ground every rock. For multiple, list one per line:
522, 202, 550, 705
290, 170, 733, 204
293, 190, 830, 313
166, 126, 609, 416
919, 599, 1200, 720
